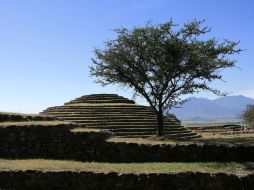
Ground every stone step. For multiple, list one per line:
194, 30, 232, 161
54, 115, 173, 119
77, 95, 125, 98
43, 105, 151, 109
43, 105, 151, 110
43, 112, 156, 116
55, 116, 158, 120
79, 124, 184, 129
44, 115, 159, 120
112, 131, 159, 136
109, 128, 190, 133
112, 131, 196, 137
78, 94, 122, 98
48, 118, 177, 124
70, 95, 130, 99
64, 103, 140, 110
43, 112, 155, 115
42, 114, 177, 121
56, 119, 177, 124
43, 108, 154, 113
115, 134, 200, 139
61, 104, 149, 108
75, 122, 179, 127
65, 99, 136, 105
116, 135, 154, 138
112, 127, 190, 133
42, 111, 156, 116
58, 117, 176, 124
61, 109, 152, 114
75, 97, 127, 101
72, 97, 132, 102
48, 108, 152, 112
110, 128, 156, 133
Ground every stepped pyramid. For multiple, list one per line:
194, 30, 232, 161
41, 94, 199, 139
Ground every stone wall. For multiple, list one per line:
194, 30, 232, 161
0, 170, 254, 190
0, 125, 109, 160
1, 125, 254, 162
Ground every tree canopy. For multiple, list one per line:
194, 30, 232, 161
90, 19, 241, 136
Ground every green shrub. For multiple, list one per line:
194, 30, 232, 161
239, 105, 254, 128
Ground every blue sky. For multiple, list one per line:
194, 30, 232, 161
0, 0, 253, 113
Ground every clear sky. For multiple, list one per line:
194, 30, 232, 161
0, 0, 253, 113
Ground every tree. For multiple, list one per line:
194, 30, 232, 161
240, 105, 254, 128
90, 19, 241, 136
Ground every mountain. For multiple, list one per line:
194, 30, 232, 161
169, 95, 254, 122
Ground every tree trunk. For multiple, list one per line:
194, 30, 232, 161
156, 110, 164, 136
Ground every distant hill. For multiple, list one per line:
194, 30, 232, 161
169, 95, 254, 122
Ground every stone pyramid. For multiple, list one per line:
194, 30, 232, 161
41, 94, 199, 139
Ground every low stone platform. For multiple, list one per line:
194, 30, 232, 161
0, 112, 55, 122
1, 123, 254, 162
0, 162, 253, 190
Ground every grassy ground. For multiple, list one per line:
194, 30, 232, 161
71, 127, 106, 133
108, 134, 254, 146
0, 159, 253, 176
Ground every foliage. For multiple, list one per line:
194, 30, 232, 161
90, 19, 241, 135
240, 105, 254, 128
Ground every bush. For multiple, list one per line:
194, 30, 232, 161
239, 105, 254, 128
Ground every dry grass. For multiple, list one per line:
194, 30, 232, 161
108, 134, 254, 147
0, 159, 253, 176
108, 137, 178, 145
71, 127, 106, 133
